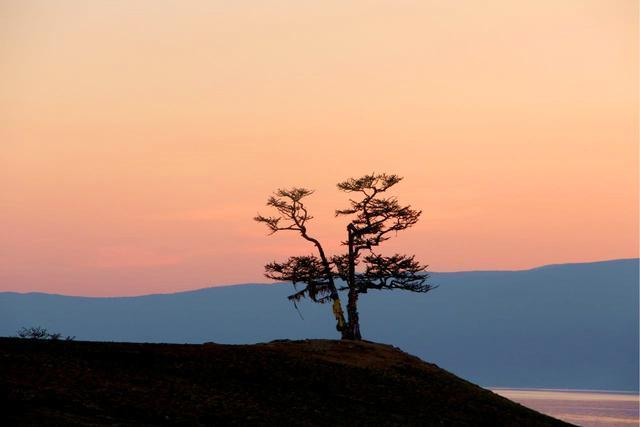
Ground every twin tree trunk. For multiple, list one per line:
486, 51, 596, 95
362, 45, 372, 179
324, 224, 362, 340
305, 235, 350, 340
332, 291, 360, 341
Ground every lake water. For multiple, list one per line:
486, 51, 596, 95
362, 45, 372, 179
492, 389, 639, 426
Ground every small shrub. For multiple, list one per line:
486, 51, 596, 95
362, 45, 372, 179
16, 326, 71, 340
17, 326, 50, 339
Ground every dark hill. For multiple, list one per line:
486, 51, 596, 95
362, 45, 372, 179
0, 338, 569, 426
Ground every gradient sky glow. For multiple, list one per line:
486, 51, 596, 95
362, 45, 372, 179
1, 1, 638, 296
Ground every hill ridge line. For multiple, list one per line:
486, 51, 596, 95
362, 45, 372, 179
1, 257, 637, 299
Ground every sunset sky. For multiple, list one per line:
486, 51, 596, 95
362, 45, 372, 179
1, 1, 638, 296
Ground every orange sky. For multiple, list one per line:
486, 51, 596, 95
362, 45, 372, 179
1, 1, 638, 296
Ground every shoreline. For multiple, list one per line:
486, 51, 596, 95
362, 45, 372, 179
490, 388, 639, 396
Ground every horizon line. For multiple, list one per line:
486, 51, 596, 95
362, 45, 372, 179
2, 257, 637, 299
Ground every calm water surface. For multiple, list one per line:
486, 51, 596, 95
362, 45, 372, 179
492, 389, 639, 427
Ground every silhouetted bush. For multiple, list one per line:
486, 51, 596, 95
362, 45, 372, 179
16, 326, 74, 341
17, 326, 50, 339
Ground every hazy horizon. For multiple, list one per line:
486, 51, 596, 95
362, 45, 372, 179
1, 257, 636, 297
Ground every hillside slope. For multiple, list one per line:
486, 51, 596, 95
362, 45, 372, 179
0, 338, 569, 426
1, 259, 637, 391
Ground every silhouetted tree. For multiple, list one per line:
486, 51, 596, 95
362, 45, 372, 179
255, 173, 436, 340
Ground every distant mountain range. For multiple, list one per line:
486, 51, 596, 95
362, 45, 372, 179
1, 258, 638, 391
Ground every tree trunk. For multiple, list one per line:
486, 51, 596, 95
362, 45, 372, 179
331, 293, 348, 339
346, 288, 362, 340
345, 224, 362, 340
300, 233, 348, 339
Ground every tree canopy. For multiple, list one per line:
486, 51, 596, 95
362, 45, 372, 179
255, 173, 435, 340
